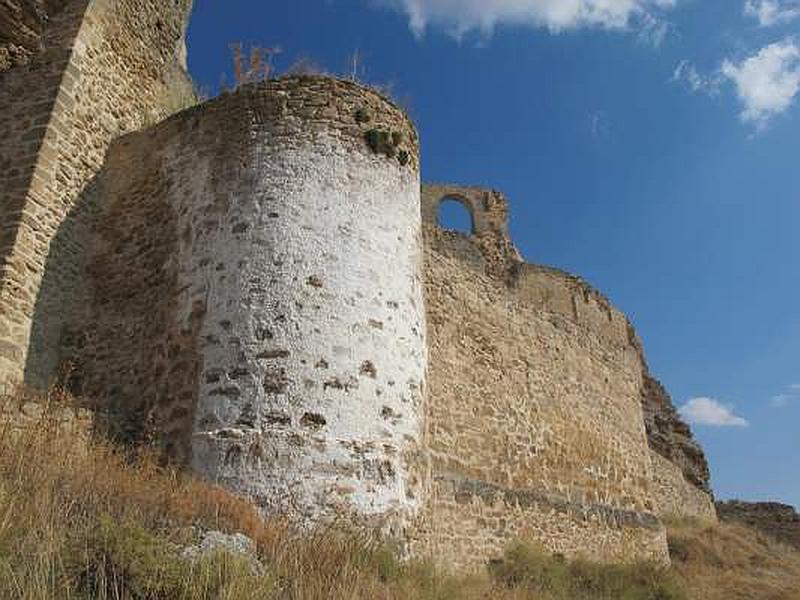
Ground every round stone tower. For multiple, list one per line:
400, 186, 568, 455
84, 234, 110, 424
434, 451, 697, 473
182, 78, 427, 531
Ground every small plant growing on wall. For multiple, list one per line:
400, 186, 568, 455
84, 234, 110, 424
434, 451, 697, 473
364, 127, 410, 166
354, 108, 371, 124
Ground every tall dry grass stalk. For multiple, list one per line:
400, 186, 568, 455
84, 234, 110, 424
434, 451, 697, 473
228, 43, 282, 89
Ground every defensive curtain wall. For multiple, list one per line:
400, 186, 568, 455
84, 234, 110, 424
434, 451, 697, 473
413, 185, 715, 568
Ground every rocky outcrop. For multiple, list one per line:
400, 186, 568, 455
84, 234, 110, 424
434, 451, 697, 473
717, 501, 800, 550
641, 374, 711, 494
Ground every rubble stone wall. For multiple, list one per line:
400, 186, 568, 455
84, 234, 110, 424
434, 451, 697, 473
649, 450, 716, 522
411, 186, 670, 569
641, 374, 711, 494
0, 1, 69, 72
0, 0, 194, 389
0, 0, 717, 563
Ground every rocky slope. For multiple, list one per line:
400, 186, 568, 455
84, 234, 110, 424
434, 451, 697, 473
717, 501, 800, 550
641, 374, 712, 494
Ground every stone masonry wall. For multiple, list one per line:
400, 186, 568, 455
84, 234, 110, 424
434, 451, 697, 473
0, 0, 194, 389
649, 450, 716, 522
0, 0, 64, 71
411, 186, 669, 569
0, 391, 93, 439
1, 0, 717, 561
641, 373, 716, 522
77, 78, 428, 536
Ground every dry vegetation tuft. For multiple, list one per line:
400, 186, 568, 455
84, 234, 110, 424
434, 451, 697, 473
0, 387, 798, 599
225, 43, 282, 90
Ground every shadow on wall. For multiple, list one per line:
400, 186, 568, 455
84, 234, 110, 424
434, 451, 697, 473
23, 140, 200, 453
23, 175, 98, 393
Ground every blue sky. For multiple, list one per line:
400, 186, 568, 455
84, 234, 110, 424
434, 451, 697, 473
187, 1, 800, 508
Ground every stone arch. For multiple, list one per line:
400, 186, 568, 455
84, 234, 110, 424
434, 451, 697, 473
421, 184, 511, 239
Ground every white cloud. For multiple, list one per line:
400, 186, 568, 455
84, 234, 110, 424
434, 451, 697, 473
770, 394, 791, 408
680, 397, 749, 427
637, 11, 673, 47
790, 383, 800, 391
381, 0, 677, 39
721, 40, 800, 127
744, 1, 800, 27
672, 60, 721, 95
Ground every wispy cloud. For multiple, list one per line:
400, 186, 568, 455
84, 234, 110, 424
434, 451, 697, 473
671, 60, 722, 95
770, 394, 791, 408
769, 384, 800, 408
744, 1, 800, 27
637, 11, 674, 48
680, 397, 749, 427
721, 39, 800, 128
674, 40, 800, 130
589, 110, 611, 138
380, 0, 677, 40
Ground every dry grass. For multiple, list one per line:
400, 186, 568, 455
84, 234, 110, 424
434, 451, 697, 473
667, 517, 800, 600
0, 386, 482, 599
0, 387, 797, 599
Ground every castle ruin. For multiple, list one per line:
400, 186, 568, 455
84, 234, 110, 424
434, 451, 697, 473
1, 0, 715, 569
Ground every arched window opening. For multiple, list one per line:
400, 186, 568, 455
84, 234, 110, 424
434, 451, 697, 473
437, 197, 474, 235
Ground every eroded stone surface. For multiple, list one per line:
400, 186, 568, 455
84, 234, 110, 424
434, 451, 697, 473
641, 374, 711, 494
649, 450, 716, 522
181, 530, 260, 570
0, 0, 63, 71
411, 186, 671, 567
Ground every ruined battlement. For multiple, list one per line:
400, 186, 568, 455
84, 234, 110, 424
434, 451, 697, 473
0, 1, 714, 571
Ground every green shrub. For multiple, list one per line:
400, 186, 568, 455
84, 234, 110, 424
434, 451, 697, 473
364, 128, 409, 165
69, 516, 182, 598
354, 108, 371, 123
490, 542, 687, 600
